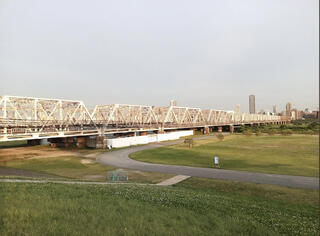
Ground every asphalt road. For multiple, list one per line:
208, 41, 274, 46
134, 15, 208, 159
98, 136, 319, 189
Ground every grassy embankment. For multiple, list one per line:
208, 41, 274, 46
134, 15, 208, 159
130, 135, 319, 177
0, 179, 318, 236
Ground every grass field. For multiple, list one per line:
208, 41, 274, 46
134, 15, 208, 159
0, 179, 318, 235
130, 135, 319, 177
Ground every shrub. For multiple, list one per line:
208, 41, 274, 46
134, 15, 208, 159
304, 130, 314, 135
184, 138, 194, 148
216, 133, 224, 141
243, 130, 253, 137
281, 129, 293, 136
267, 129, 277, 136
255, 131, 263, 136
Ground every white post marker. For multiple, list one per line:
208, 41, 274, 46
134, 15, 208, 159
214, 156, 220, 168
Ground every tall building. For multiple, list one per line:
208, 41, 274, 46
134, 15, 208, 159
286, 102, 292, 112
235, 104, 241, 113
249, 95, 255, 114
286, 102, 292, 116
170, 100, 177, 106
273, 105, 277, 114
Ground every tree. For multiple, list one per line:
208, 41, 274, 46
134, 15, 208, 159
281, 129, 293, 136
216, 133, 224, 141
184, 138, 194, 148
243, 130, 253, 137
267, 129, 277, 136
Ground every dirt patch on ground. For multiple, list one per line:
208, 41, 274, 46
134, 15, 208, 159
81, 159, 94, 164
83, 175, 105, 180
0, 146, 80, 163
0, 166, 58, 178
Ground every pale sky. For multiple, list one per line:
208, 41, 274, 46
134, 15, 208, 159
0, 0, 318, 112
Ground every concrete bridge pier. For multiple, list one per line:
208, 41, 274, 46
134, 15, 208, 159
203, 126, 210, 134
229, 125, 234, 133
157, 127, 165, 134
218, 126, 222, 133
95, 136, 107, 149
48, 137, 73, 148
76, 137, 87, 148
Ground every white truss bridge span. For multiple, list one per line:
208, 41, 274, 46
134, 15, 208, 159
0, 95, 290, 142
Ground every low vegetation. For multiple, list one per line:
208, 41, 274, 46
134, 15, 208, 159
0, 180, 318, 235
238, 118, 319, 135
130, 135, 319, 177
216, 133, 224, 141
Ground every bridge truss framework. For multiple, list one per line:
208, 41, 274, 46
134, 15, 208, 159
0, 95, 290, 142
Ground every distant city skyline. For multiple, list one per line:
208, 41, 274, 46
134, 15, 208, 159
0, 0, 318, 111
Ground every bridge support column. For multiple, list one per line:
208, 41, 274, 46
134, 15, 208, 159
48, 138, 74, 148
157, 127, 165, 134
76, 137, 87, 148
203, 126, 210, 134
229, 125, 234, 133
95, 136, 107, 149
218, 126, 222, 133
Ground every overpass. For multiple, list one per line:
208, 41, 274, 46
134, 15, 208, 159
0, 95, 290, 144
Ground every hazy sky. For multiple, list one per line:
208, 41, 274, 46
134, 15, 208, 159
0, 0, 318, 112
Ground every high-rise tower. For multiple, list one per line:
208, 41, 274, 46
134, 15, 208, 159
249, 95, 255, 114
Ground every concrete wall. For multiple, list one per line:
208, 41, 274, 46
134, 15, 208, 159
107, 130, 193, 148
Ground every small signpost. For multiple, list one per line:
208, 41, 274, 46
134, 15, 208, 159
213, 156, 220, 168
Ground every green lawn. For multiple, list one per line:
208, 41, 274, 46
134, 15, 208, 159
0, 180, 318, 235
130, 135, 319, 177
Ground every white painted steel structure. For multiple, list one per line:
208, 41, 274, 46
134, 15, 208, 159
0, 95, 288, 141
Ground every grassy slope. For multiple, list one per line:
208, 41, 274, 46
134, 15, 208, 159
0, 182, 318, 236
3, 155, 173, 184
130, 135, 319, 177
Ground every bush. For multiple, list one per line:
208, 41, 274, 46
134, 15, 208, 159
267, 129, 277, 136
184, 138, 194, 148
304, 130, 314, 135
243, 130, 253, 137
255, 131, 263, 136
216, 133, 224, 141
281, 129, 293, 136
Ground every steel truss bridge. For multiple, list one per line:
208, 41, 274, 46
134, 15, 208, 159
0, 95, 290, 142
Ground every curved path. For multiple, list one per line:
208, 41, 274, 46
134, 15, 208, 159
98, 137, 319, 189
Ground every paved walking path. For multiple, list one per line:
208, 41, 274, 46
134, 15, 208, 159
156, 175, 190, 186
98, 136, 319, 189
